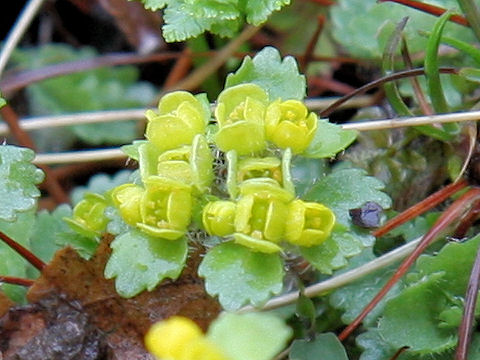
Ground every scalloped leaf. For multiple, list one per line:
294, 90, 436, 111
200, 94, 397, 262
378, 272, 455, 354
162, 1, 242, 42
301, 168, 390, 273
303, 120, 358, 159
289, 334, 348, 360
377, 235, 480, 355
0, 145, 44, 222
104, 230, 188, 297
330, 0, 474, 59
243, 0, 291, 25
208, 312, 292, 360
305, 167, 391, 225
225, 47, 306, 101
300, 223, 374, 274
139, 1, 289, 42
198, 242, 284, 311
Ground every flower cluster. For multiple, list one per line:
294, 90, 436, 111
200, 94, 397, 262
203, 84, 335, 253
66, 83, 335, 252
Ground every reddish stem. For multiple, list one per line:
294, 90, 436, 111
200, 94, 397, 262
319, 67, 458, 118
373, 179, 468, 238
164, 48, 193, 88
338, 187, 480, 341
0, 276, 34, 287
300, 15, 326, 72
379, 0, 469, 27
456, 232, 480, 360
0, 231, 46, 271
390, 347, 410, 360
401, 38, 433, 115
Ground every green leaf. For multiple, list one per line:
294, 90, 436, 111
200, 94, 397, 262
0, 94, 5, 108
329, 248, 403, 326
424, 11, 451, 115
243, 0, 291, 26
289, 334, 348, 360
0, 145, 44, 222
357, 328, 407, 360
291, 157, 327, 198
225, 47, 306, 101
30, 205, 72, 263
198, 242, 284, 310
57, 231, 99, 260
305, 167, 391, 225
377, 235, 480, 355
301, 224, 374, 274
208, 312, 292, 360
303, 120, 357, 159
302, 168, 390, 273
330, 0, 474, 59
162, 1, 241, 42
104, 230, 188, 297
378, 272, 455, 354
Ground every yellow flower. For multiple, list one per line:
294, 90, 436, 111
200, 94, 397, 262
285, 200, 335, 247
233, 179, 294, 253
145, 316, 229, 360
110, 184, 144, 226
146, 91, 210, 152
226, 149, 294, 199
265, 99, 317, 154
214, 84, 269, 155
137, 176, 192, 240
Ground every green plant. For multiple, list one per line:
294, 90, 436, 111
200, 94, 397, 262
3, 0, 480, 359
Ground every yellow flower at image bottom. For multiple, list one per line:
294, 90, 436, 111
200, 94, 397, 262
145, 316, 230, 360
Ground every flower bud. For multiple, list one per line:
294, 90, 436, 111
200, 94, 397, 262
64, 193, 108, 239
265, 99, 317, 154
285, 200, 335, 247
202, 201, 236, 237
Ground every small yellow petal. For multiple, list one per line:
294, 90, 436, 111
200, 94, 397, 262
145, 316, 202, 360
